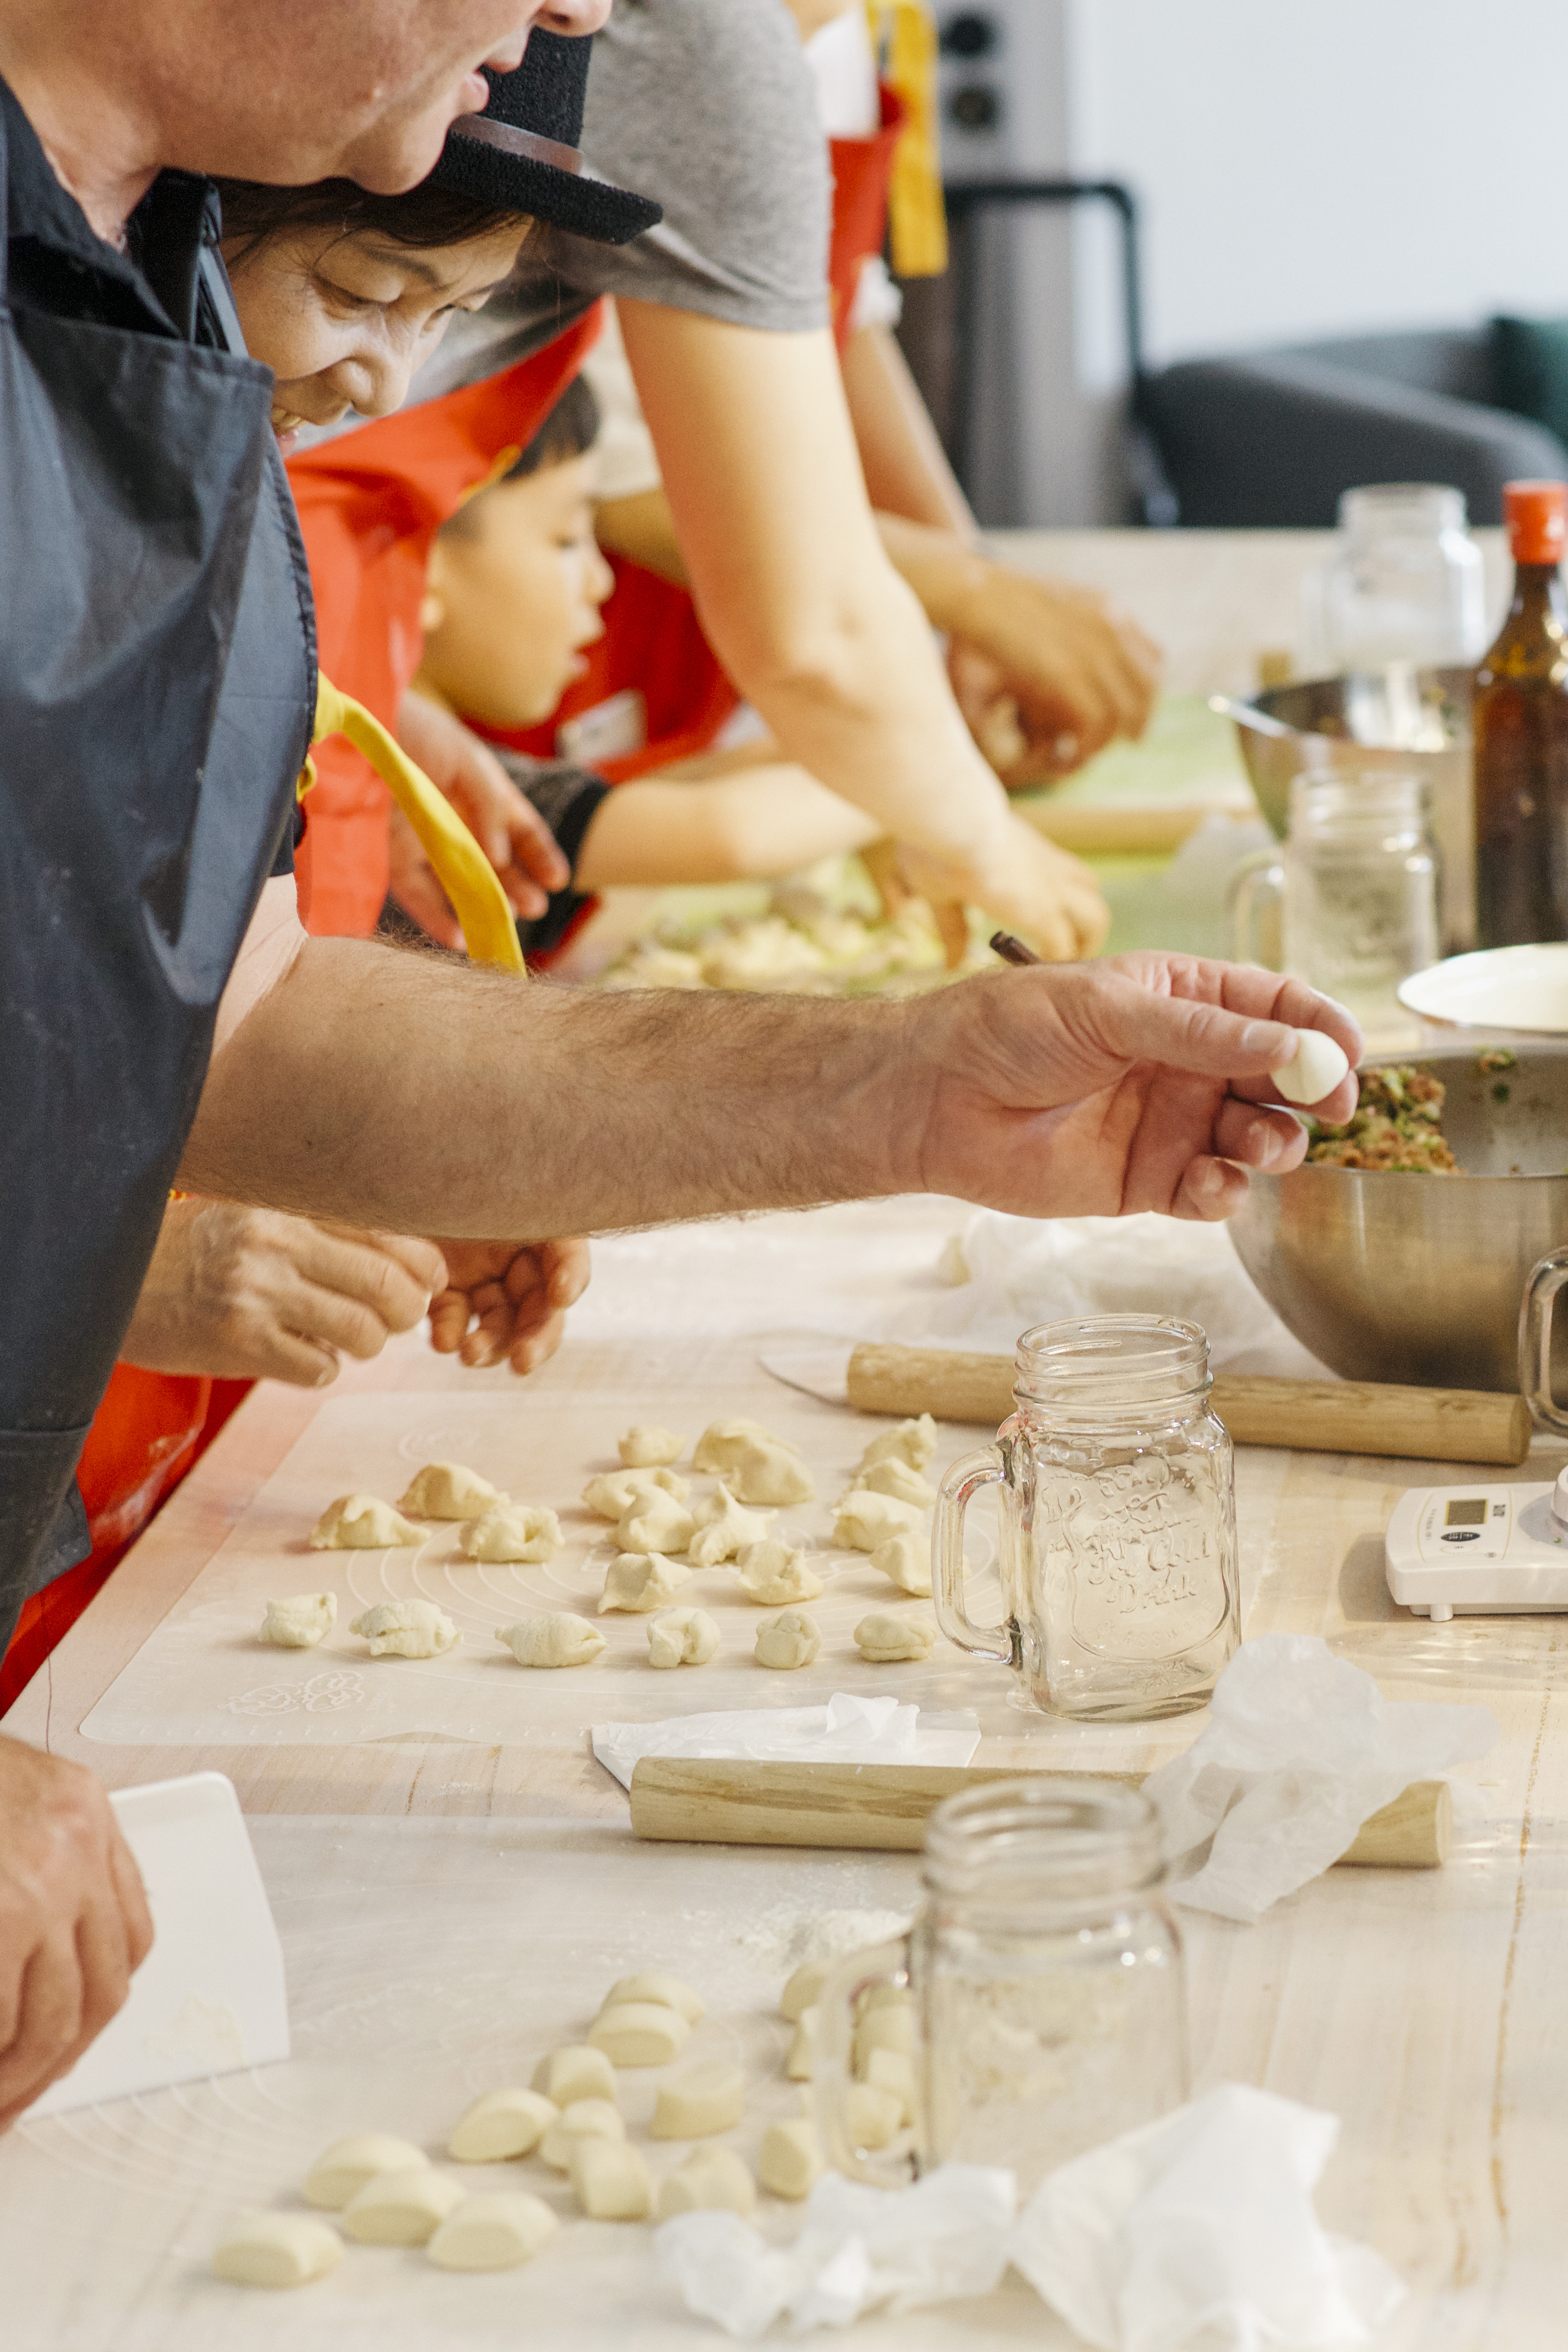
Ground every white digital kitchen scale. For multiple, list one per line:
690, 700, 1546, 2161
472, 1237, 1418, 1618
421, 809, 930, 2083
1385, 1473, 1568, 1619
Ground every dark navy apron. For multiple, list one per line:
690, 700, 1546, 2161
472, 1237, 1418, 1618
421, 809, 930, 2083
0, 125, 316, 1647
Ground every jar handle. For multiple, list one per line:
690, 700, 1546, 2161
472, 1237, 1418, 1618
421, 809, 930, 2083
1228, 849, 1286, 969
1520, 1248, 1568, 1432
811, 1936, 916, 2188
933, 1445, 1016, 1667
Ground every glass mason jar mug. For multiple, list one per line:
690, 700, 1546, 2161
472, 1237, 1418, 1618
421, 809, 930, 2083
812, 1778, 1187, 2196
934, 1316, 1239, 1722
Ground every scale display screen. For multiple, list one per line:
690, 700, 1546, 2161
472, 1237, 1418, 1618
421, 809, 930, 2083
1444, 1497, 1488, 1527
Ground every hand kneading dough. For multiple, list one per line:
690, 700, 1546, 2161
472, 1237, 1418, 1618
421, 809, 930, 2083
846, 2081, 905, 2150
397, 1461, 502, 1520
589, 2001, 691, 2066
342, 2166, 466, 2246
532, 2043, 617, 2107
755, 1609, 821, 1670
309, 1493, 423, 1550
305, 2133, 429, 2209
462, 1502, 563, 1563
259, 1591, 336, 1648
350, 1598, 459, 1659
618, 1424, 686, 1468
449, 2087, 557, 2161
427, 2191, 556, 2271
598, 1972, 705, 2025
857, 1414, 937, 1474
617, 1492, 696, 1557
599, 1550, 690, 1613
647, 1607, 720, 1668
692, 1416, 792, 1473
657, 2145, 756, 2219
869, 1532, 932, 1596
568, 2136, 651, 2220
687, 1481, 775, 1565
1270, 1029, 1350, 1105
758, 2118, 824, 2200
495, 1614, 605, 1668
582, 1466, 688, 1521
855, 1610, 938, 1663
835, 1491, 924, 1552
850, 1456, 936, 1509
731, 1440, 816, 1508
540, 2099, 625, 2170
650, 2062, 745, 2139
213, 2213, 342, 2288
731, 1539, 823, 1606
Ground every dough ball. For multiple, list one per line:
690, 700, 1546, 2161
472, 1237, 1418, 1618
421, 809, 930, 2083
309, 1493, 423, 1550
304, 2132, 429, 2210
568, 2136, 652, 2221
692, 1417, 793, 1474
617, 1493, 696, 1558
758, 2118, 824, 2201
687, 1481, 775, 1566
857, 1415, 938, 1475
657, 2145, 756, 2219
731, 1539, 823, 1606
863, 2045, 915, 2123
731, 1441, 816, 1509
618, 1425, 686, 1468
495, 1613, 605, 1668
1270, 1028, 1351, 1106
647, 1607, 721, 1668
845, 2081, 904, 2151
853, 2003, 914, 2069
834, 1491, 925, 1553
449, 2087, 558, 2162
341, 2165, 466, 2246
854, 1610, 937, 1663
784, 2009, 816, 2082
396, 1461, 502, 1520
849, 1457, 936, 1510
589, 2000, 691, 2066
868, 1532, 932, 1597
349, 1599, 459, 1660
582, 1466, 688, 1521
539, 2099, 625, 2172
427, 2191, 556, 2272
599, 1550, 690, 1614
598, 1972, 706, 2025
650, 2062, 745, 2139
259, 1591, 336, 1649
213, 2212, 341, 2289
755, 1609, 821, 1671
461, 1502, 563, 1563
780, 1960, 828, 2022
531, 2043, 617, 2108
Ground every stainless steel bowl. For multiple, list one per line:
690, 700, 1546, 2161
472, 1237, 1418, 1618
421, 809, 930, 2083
1229, 1044, 1568, 1393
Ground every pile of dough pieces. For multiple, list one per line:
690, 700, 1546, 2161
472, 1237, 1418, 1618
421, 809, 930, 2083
213, 1967, 835, 2292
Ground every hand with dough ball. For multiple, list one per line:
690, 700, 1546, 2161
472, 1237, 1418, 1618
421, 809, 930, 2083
428, 1236, 591, 1374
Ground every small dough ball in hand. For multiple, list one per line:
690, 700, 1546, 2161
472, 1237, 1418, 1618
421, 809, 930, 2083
731, 1440, 816, 1508
350, 1598, 459, 1659
1269, 1028, 1351, 1105
658, 2146, 756, 2219
449, 2087, 558, 2162
598, 1972, 705, 2026
755, 1609, 821, 1671
590, 2001, 691, 2066
462, 1502, 563, 1563
428, 2191, 556, 2272
397, 1461, 501, 1520
857, 1415, 937, 1475
213, 2213, 342, 2289
687, 1481, 775, 1566
495, 1613, 605, 1668
617, 1492, 696, 1558
310, 1493, 423, 1550
849, 1457, 936, 1510
855, 1610, 938, 1663
532, 2043, 617, 2107
648, 1607, 720, 1668
568, 2137, 651, 2221
540, 2098, 625, 2171
305, 2133, 429, 2210
835, 1491, 924, 1552
582, 1466, 688, 1521
758, 2118, 824, 2200
619, 1425, 686, 1468
600, 1550, 690, 1614
869, 1533, 932, 1597
650, 2062, 745, 2139
259, 1592, 336, 1649
342, 2166, 466, 2247
732, 1538, 823, 1606
692, 1416, 791, 1474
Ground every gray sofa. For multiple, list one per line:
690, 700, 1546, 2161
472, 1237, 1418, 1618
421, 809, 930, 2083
1140, 328, 1568, 527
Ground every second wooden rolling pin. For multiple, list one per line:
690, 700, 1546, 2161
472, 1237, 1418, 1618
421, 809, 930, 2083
629, 1758, 1451, 1870
846, 1342, 1531, 1467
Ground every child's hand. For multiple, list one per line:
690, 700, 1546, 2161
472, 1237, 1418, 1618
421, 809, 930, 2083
895, 818, 1110, 966
393, 690, 569, 946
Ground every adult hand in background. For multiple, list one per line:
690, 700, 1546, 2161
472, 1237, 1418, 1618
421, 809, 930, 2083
120, 1198, 444, 1385
945, 570, 1161, 786
894, 815, 1111, 967
0, 1740, 153, 2129
429, 1238, 592, 1375
390, 690, 569, 948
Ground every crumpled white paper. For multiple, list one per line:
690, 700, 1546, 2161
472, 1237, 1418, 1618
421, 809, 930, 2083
656, 2165, 1016, 2339
591, 1690, 980, 1791
1144, 1635, 1497, 1922
1010, 2082, 1404, 2352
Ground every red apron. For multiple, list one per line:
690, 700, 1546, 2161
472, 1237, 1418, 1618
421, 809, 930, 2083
827, 87, 907, 346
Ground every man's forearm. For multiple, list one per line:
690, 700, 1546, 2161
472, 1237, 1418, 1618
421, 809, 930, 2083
180, 938, 911, 1238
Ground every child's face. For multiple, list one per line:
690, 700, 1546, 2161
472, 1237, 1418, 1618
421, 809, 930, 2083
225, 222, 525, 449
418, 454, 616, 730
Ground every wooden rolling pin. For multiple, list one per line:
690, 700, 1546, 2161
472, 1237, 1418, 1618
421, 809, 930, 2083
629, 1758, 1451, 1870
846, 1342, 1531, 1467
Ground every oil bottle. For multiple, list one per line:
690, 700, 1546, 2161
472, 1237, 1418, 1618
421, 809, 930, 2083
1473, 479, 1568, 946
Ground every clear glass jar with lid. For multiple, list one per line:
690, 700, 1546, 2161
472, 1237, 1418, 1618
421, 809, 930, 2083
934, 1315, 1239, 1722
1317, 482, 1486, 669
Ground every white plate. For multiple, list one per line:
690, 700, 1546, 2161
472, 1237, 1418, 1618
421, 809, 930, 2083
1397, 942, 1568, 1033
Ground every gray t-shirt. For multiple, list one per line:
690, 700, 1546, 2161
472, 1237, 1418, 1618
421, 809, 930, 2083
411, 0, 831, 406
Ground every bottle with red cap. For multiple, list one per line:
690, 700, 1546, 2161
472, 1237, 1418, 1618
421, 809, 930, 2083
1472, 478, 1568, 947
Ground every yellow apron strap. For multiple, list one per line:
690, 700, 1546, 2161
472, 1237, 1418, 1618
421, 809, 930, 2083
866, 0, 948, 280
303, 675, 525, 975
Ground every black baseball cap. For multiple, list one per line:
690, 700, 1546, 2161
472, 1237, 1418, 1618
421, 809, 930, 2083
431, 30, 661, 247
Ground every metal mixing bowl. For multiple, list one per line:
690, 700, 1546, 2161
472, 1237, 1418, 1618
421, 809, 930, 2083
1228, 1044, 1568, 1393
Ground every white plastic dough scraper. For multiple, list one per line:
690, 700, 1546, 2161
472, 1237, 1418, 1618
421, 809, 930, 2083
1385, 1469, 1568, 1620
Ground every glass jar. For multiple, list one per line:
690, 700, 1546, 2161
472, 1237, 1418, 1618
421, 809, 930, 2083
1316, 483, 1487, 669
812, 1778, 1186, 2195
934, 1316, 1239, 1723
